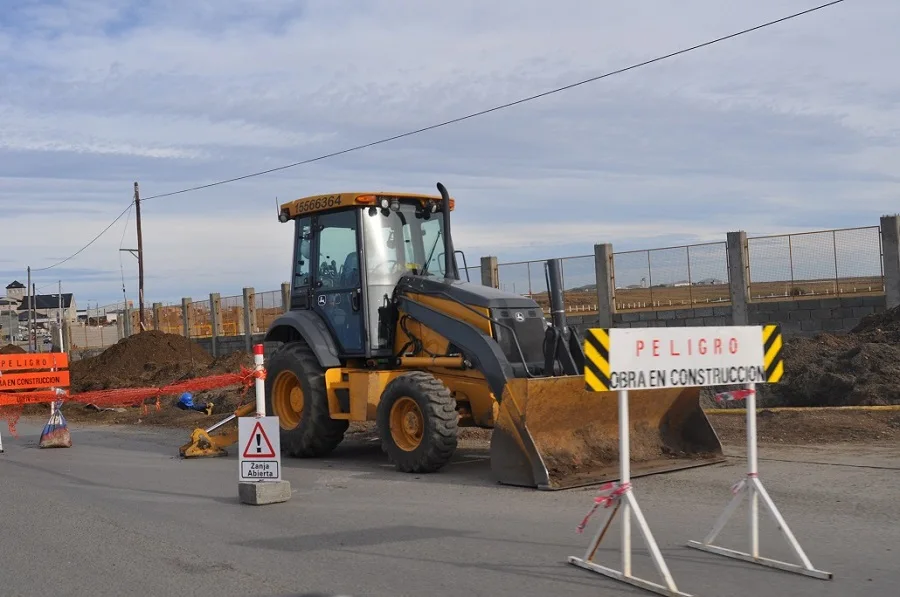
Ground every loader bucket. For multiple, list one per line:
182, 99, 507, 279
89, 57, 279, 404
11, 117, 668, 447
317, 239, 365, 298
179, 402, 255, 458
490, 376, 724, 490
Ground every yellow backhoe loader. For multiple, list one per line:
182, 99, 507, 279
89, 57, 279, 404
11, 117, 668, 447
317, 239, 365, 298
180, 183, 724, 489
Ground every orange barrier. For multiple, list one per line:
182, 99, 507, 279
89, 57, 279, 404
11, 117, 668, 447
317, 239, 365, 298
0, 351, 263, 437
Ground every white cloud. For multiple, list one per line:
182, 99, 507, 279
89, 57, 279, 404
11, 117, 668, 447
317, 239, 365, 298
1, 0, 899, 305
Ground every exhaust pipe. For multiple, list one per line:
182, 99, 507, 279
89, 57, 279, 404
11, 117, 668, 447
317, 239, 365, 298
546, 258, 568, 335
542, 258, 585, 376
436, 182, 459, 280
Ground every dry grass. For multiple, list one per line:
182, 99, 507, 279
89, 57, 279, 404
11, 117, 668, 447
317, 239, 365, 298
523, 276, 885, 314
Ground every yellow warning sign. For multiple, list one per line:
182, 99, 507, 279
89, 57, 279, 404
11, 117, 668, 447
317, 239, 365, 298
762, 324, 784, 383
583, 328, 611, 392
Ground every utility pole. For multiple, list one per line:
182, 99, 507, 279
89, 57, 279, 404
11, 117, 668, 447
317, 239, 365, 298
26, 266, 31, 351
134, 182, 145, 332
32, 282, 37, 352
58, 280, 64, 351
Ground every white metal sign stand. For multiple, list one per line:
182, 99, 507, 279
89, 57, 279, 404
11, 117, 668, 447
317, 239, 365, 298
237, 344, 291, 505
686, 381, 832, 580
568, 388, 691, 597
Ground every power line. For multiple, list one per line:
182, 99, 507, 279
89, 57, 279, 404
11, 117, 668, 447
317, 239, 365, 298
140, 0, 847, 202
30, 0, 847, 270
31, 201, 134, 272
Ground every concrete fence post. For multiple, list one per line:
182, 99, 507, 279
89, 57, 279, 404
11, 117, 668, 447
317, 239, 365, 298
243, 287, 256, 352
152, 302, 162, 332
480, 256, 499, 288
209, 293, 221, 358
116, 314, 124, 340
593, 243, 616, 327
726, 231, 751, 325
123, 305, 133, 337
181, 298, 192, 338
62, 319, 71, 352
281, 282, 291, 313
880, 215, 900, 309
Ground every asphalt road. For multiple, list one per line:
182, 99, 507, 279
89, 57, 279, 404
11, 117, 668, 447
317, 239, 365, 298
1, 418, 898, 597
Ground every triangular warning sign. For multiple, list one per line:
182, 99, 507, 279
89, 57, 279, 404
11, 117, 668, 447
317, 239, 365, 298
242, 421, 276, 458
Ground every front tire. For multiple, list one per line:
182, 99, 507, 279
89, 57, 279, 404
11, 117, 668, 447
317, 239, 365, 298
376, 371, 458, 473
264, 340, 348, 457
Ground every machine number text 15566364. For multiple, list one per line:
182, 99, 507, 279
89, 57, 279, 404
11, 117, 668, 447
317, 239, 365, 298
297, 194, 343, 214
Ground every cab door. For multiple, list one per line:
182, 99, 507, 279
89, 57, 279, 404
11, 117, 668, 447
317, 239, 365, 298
310, 208, 366, 356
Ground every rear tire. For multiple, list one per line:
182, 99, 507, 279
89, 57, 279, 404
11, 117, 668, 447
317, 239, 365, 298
264, 340, 348, 457
376, 371, 458, 473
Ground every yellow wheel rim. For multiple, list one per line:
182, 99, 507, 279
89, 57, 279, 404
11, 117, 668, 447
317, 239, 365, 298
272, 370, 304, 429
389, 397, 424, 452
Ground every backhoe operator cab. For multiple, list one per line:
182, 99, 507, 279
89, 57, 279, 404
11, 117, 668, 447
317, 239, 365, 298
273, 187, 468, 358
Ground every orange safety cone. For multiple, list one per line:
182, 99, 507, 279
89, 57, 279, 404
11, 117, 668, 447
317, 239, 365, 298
39, 400, 72, 449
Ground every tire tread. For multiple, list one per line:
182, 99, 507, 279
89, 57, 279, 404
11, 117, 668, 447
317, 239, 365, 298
265, 340, 347, 458
377, 370, 458, 473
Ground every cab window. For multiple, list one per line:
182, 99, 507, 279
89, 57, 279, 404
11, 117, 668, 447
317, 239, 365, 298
294, 216, 312, 289
315, 209, 360, 289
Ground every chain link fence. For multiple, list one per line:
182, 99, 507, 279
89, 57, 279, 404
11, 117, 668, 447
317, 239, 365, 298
188, 299, 212, 338
256, 290, 283, 333
747, 226, 883, 301
219, 294, 244, 336
611, 242, 729, 311
156, 302, 183, 335
560, 255, 597, 313
494, 256, 597, 314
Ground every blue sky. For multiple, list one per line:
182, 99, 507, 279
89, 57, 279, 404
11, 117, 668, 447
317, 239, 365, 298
1, 0, 898, 307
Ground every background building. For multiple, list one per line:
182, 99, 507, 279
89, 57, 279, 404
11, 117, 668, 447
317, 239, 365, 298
16, 292, 77, 323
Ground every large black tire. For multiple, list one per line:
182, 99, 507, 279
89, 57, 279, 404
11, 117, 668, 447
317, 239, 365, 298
376, 371, 458, 473
264, 340, 348, 457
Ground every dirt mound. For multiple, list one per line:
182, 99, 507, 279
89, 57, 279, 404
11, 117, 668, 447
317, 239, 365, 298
757, 305, 900, 407
69, 330, 221, 392
0, 344, 26, 354
851, 304, 900, 335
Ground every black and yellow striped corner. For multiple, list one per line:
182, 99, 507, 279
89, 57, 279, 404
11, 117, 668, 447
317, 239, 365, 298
583, 328, 611, 392
762, 324, 784, 383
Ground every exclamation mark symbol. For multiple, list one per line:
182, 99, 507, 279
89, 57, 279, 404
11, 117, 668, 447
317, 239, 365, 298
256, 434, 261, 454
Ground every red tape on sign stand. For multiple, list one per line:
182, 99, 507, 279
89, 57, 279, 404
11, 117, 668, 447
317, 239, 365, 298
685, 382, 833, 580
568, 386, 692, 597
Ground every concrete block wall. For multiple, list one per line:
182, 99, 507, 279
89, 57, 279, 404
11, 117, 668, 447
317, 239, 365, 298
193, 333, 284, 359
747, 295, 885, 336
611, 305, 734, 329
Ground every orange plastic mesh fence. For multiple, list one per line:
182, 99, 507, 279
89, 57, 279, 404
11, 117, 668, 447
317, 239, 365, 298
0, 367, 264, 438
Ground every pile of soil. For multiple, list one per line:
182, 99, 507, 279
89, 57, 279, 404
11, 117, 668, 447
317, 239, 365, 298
11, 331, 255, 425
70, 330, 212, 391
755, 305, 900, 407
0, 344, 26, 354
67, 330, 255, 391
